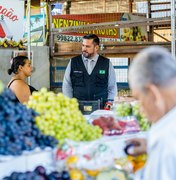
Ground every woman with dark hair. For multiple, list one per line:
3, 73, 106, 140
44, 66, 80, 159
7, 56, 37, 103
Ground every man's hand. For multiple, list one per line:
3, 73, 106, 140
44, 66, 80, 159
104, 102, 113, 110
125, 138, 147, 156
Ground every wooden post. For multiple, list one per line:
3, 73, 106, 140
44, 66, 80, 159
147, 0, 154, 41
48, 4, 54, 57
129, 0, 133, 13
66, 0, 71, 14
103, 0, 106, 13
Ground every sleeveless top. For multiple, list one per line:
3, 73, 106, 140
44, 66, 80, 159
7, 79, 37, 102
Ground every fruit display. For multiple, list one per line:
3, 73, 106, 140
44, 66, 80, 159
0, 39, 26, 49
127, 154, 147, 173
132, 103, 150, 131
92, 116, 123, 135
118, 116, 140, 134
55, 130, 147, 180
27, 88, 102, 144
120, 27, 147, 42
62, 147, 131, 180
114, 102, 150, 131
3, 166, 70, 180
123, 143, 147, 172
118, 89, 132, 97
69, 169, 84, 180
115, 102, 132, 117
0, 87, 58, 156
96, 169, 129, 180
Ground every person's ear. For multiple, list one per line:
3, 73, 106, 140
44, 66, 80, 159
95, 45, 99, 51
147, 84, 165, 112
18, 65, 23, 71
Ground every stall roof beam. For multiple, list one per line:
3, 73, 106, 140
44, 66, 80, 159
51, 17, 172, 34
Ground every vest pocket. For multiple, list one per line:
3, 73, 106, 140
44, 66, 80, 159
95, 74, 107, 87
72, 72, 84, 86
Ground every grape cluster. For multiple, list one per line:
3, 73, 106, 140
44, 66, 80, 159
3, 166, 70, 180
114, 102, 150, 131
132, 103, 150, 131
27, 88, 102, 144
92, 116, 123, 135
115, 102, 133, 117
0, 88, 58, 156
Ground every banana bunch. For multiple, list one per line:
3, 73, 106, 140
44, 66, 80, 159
118, 89, 132, 97
17, 40, 26, 49
1, 39, 8, 48
0, 39, 26, 49
121, 27, 147, 42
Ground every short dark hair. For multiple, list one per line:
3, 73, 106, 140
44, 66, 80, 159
83, 34, 100, 46
8, 56, 28, 75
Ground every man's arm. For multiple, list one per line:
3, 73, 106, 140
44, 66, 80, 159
62, 60, 73, 98
107, 61, 117, 100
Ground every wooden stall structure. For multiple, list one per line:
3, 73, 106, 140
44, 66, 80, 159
47, 0, 173, 93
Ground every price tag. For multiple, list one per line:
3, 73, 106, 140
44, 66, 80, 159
84, 106, 92, 112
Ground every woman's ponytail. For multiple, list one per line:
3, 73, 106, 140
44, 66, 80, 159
7, 68, 13, 75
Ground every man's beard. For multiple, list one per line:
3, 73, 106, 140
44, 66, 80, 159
82, 51, 94, 59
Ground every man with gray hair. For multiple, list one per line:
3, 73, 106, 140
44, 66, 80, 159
127, 46, 176, 180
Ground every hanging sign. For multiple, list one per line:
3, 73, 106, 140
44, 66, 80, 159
53, 13, 148, 42
52, 13, 121, 41
0, 0, 24, 41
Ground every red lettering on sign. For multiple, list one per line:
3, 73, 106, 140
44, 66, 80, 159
0, 6, 19, 21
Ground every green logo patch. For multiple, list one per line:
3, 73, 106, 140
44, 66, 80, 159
99, 70, 105, 74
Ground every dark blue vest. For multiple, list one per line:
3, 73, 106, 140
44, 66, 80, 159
70, 55, 109, 102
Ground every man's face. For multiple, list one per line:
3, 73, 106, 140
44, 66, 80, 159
132, 87, 161, 124
82, 39, 99, 59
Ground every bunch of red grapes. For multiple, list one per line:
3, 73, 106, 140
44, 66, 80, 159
92, 116, 123, 136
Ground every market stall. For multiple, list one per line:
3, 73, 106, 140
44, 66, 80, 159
0, 81, 149, 180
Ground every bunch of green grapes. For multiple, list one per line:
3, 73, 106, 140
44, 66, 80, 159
115, 102, 133, 117
132, 103, 150, 131
27, 88, 102, 144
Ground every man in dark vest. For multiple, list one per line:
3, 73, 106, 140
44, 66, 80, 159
62, 34, 117, 110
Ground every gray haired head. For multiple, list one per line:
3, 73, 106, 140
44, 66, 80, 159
129, 46, 176, 92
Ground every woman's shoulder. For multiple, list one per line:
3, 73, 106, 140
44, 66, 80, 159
8, 79, 28, 90
13, 79, 27, 85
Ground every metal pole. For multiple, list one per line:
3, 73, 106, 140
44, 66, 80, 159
27, 0, 31, 85
42, 3, 46, 45
171, 0, 176, 58
147, 0, 153, 41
